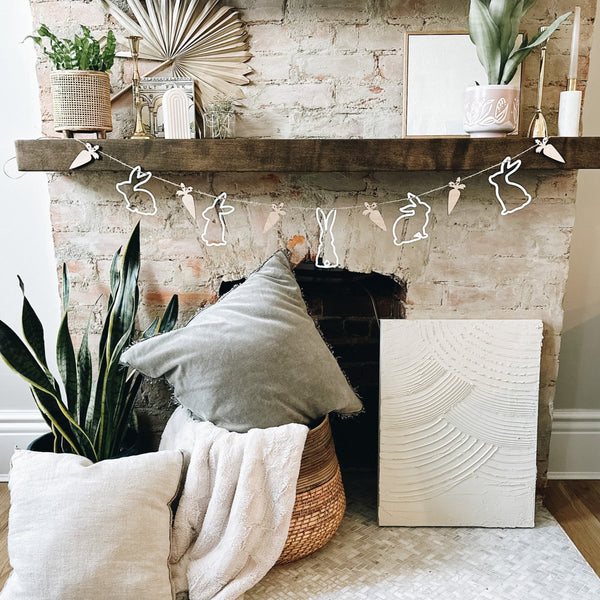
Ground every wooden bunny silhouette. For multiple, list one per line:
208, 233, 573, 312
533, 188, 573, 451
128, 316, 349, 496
201, 193, 234, 246
488, 156, 532, 215
116, 166, 157, 216
392, 193, 431, 246
315, 208, 340, 269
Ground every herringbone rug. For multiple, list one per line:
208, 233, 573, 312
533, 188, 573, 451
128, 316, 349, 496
245, 472, 600, 600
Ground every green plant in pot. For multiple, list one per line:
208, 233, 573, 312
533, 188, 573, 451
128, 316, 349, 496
28, 24, 116, 138
464, 1, 571, 137
0, 223, 178, 462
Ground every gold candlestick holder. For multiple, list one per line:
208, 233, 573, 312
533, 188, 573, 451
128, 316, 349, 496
528, 27, 548, 138
127, 35, 153, 140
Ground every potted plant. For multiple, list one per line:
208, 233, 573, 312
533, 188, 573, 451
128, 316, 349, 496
28, 24, 116, 138
0, 223, 178, 462
464, 1, 571, 137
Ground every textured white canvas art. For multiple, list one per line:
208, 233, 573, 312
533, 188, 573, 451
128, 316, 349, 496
379, 320, 543, 527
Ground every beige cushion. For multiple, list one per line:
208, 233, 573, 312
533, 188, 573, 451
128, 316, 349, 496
1, 449, 184, 600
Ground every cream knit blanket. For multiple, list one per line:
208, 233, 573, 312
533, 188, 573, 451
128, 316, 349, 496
159, 406, 308, 600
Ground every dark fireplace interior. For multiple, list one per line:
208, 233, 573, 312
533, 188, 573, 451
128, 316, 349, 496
220, 263, 406, 472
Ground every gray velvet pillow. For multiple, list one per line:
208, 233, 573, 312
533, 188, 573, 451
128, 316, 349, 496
121, 251, 362, 432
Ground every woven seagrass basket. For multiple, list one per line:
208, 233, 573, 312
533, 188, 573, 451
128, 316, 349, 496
276, 414, 346, 565
50, 70, 112, 138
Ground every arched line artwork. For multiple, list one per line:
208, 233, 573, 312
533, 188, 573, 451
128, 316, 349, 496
392, 193, 431, 246
116, 166, 157, 216
488, 156, 532, 215
201, 193, 235, 247
315, 208, 340, 269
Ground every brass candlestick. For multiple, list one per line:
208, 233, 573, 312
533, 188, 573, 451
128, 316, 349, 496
528, 27, 548, 138
127, 35, 153, 140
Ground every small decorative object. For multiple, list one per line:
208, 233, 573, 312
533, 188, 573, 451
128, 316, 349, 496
117, 166, 158, 216
447, 178, 465, 215
466, 0, 570, 137
201, 192, 234, 246
69, 143, 100, 170
528, 27, 549, 138
392, 193, 431, 246
101, 0, 252, 112
127, 35, 153, 140
163, 88, 193, 139
535, 137, 565, 163
177, 183, 196, 219
488, 156, 532, 215
362, 202, 387, 231
379, 319, 543, 527
315, 208, 340, 269
263, 203, 286, 233
203, 97, 236, 139
0, 224, 178, 462
28, 24, 116, 138
559, 7, 582, 137
139, 77, 196, 138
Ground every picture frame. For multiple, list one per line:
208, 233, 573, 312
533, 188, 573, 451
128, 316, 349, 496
402, 32, 523, 138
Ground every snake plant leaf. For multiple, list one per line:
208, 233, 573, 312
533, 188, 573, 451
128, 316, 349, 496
0, 320, 58, 396
501, 10, 571, 84
62, 263, 70, 313
112, 372, 143, 457
158, 295, 179, 334
77, 316, 93, 428
17, 276, 49, 371
56, 311, 78, 416
469, 0, 502, 85
142, 317, 160, 339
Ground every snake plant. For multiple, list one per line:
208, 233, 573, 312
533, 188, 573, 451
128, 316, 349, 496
0, 223, 178, 462
469, 0, 571, 85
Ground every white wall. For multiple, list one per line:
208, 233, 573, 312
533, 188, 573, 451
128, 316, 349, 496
548, 1, 600, 478
0, 2, 58, 477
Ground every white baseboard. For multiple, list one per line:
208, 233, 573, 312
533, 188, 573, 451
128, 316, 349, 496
548, 409, 600, 479
0, 410, 49, 481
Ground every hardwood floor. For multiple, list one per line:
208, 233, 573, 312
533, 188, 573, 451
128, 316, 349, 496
0, 481, 599, 589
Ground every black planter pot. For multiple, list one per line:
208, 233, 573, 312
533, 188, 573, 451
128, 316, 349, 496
27, 429, 142, 459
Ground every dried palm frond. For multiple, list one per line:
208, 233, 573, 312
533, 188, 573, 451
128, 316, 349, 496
101, 0, 252, 110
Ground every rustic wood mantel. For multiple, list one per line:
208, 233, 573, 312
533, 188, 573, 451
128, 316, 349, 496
14, 137, 600, 173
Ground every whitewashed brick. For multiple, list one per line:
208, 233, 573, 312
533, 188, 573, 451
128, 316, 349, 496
297, 54, 375, 80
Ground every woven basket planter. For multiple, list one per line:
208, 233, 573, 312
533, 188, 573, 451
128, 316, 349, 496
276, 414, 346, 565
50, 70, 112, 138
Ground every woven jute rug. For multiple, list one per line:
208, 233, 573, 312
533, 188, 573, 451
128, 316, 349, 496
246, 472, 600, 600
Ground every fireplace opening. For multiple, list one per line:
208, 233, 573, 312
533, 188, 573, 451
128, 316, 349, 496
220, 263, 406, 472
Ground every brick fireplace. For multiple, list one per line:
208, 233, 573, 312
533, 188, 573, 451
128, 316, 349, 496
27, 0, 595, 481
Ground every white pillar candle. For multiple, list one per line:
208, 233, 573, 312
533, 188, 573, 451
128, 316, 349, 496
568, 6, 581, 81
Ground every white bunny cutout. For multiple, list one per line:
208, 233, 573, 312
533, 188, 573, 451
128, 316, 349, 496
392, 193, 431, 246
201, 193, 235, 247
116, 166, 157, 216
315, 208, 340, 269
488, 156, 532, 215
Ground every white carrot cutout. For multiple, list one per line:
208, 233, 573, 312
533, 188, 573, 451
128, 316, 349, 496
176, 183, 196, 220
362, 202, 387, 231
535, 137, 565, 163
263, 203, 286, 233
69, 143, 100, 169
447, 178, 465, 215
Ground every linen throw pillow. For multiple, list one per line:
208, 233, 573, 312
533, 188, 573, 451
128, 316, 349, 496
1, 449, 184, 600
121, 250, 362, 432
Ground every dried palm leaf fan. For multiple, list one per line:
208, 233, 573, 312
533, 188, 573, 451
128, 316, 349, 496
101, 0, 252, 110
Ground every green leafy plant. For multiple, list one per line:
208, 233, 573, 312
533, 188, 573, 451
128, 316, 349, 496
469, 1, 571, 85
0, 223, 178, 462
27, 24, 116, 71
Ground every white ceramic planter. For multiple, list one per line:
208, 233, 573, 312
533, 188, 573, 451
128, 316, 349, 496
463, 85, 519, 138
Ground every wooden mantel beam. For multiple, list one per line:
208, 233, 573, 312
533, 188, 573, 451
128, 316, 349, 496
14, 137, 600, 173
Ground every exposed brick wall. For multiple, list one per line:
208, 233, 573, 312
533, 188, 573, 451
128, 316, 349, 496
27, 0, 597, 481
